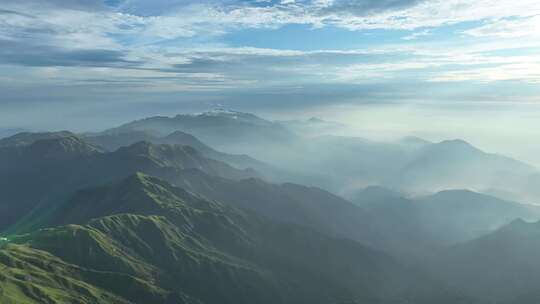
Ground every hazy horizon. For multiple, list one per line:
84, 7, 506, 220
3, 102, 540, 168
2, 0, 539, 166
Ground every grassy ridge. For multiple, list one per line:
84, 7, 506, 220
1, 173, 470, 303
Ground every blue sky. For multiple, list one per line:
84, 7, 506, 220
1, 0, 540, 162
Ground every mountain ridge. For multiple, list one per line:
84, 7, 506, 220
2, 173, 465, 304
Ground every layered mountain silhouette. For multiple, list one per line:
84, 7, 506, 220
85, 130, 267, 171
103, 110, 297, 154
2, 111, 540, 303
97, 111, 540, 204
0, 132, 257, 231
1, 173, 465, 304
352, 186, 540, 252
431, 219, 540, 303
385, 139, 539, 202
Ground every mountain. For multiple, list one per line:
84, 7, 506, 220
0, 128, 28, 140
0, 133, 257, 231
351, 187, 540, 254
0, 131, 86, 148
168, 171, 379, 246
163, 169, 446, 255
277, 117, 346, 136
8, 132, 534, 258
432, 219, 540, 302
84, 130, 269, 172
95, 112, 540, 203
1, 174, 466, 304
0, 131, 375, 253
102, 110, 297, 154
0, 244, 168, 304
305, 136, 540, 202
415, 190, 540, 243
386, 139, 540, 202
350, 186, 437, 257
0, 131, 381, 256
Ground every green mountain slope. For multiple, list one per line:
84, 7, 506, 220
0, 134, 256, 232
0, 244, 191, 304
1, 173, 469, 304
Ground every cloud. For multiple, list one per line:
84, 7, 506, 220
0, 40, 136, 67
3, 0, 108, 11
318, 0, 426, 16
0, 0, 539, 105
402, 29, 431, 40
430, 63, 540, 84
464, 16, 540, 38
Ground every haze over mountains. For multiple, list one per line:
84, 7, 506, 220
1, 110, 540, 303
89, 109, 540, 203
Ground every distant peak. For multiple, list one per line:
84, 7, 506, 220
435, 189, 477, 196
163, 131, 198, 141
165, 130, 192, 137
427, 139, 482, 154
400, 136, 431, 145
24, 135, 100, 159
118, 141, 201, 160
428, 189, 489, 200
437, 139, 475, 148
499, 218, 540, 234
205, 108, 242, 115
308, 117, 325, 123
0, 130, 77, 147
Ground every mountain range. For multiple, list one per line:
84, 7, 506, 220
2, 110, 540, 303
93, 110, 540, 203
1, 173, 465, 303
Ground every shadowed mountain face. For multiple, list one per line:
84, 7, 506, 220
352, 187, 540, 251
5, 124, 537, 247
85, 130, 272, 175
0, 132, 257, 231
431, 219, 540, 303
1, 174, 467, 304
0, 131, 397, 256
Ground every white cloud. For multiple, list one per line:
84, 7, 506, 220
430, 63, 540, 83
464, 15, 540, 38
1, 0, 540, 93
402, 29, 431, 40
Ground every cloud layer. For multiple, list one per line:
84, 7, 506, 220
0, 0, 539, 118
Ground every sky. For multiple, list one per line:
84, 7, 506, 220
1, 0, 540, 163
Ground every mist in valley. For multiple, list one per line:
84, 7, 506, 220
2, 0, 540, 303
